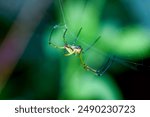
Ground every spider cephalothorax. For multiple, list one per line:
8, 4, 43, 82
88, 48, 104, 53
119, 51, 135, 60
64, 44, 82, 56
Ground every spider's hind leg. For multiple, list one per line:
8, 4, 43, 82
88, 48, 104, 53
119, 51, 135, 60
96, 56, 114, 76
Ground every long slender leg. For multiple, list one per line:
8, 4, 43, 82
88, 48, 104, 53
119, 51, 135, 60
63, 28, 68, 44
79, 53, 113, 76
64, 50, 75, 56
49, 25, 57, 44
79, 53, 97, 74
83, 36, 101, 53
49, 43, 64, 49
96, 56, 114, 76
49, 25, 65, 49
73, 27, 82, 44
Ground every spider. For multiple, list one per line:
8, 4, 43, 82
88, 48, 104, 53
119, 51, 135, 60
49, 25, 113, 76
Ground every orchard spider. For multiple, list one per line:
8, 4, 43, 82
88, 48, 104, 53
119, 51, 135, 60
49, 25, 113, 76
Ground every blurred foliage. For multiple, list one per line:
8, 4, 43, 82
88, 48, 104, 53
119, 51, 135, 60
0, 0, 150, 99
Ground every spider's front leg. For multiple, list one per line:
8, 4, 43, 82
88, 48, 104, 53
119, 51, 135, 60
49, 25, 66, 50
64, 50, 75, 56
49, 42, 65, 49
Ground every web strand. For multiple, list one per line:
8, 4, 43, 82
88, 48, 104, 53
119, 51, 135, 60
59, 0, 67, 26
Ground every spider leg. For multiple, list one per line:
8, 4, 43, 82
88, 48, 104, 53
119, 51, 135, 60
83, 36, 101, 54
79, 53, 113, 76
49, 43, 64, 49
96, 56, 114, 76
64, 50, 75, 56
73, 27, 82, 44
79, 54, 97, 74
63, 28, 68, 44
49, 25, 65, 49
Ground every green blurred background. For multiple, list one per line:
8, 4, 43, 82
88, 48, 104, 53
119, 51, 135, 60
0, 0, 150, 100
